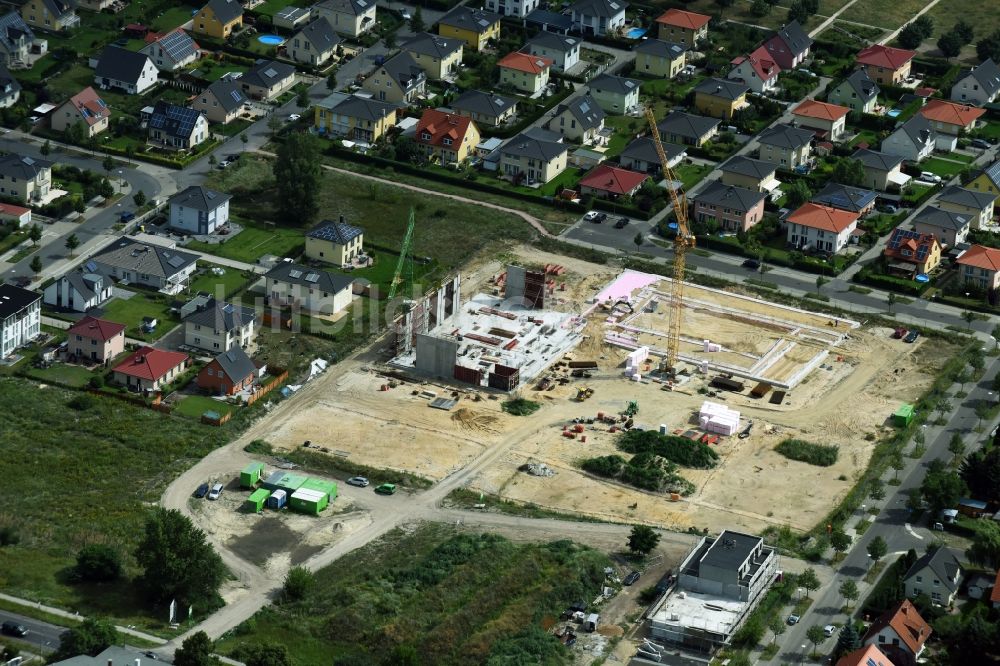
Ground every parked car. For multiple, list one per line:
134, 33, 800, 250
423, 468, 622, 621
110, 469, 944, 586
2, 622, 27, 637
194, 483, 210, 498
374, 483, 397, 495
971, 139, 990, 150
288, 113, 301, 122
824, 624, 836, 637
787, 614, 800, 625
742, 258, 760, 270
119, 211, 135, 223
584, 211, 607, 223
904, 330, 920, 343
919, 171, 942, 183
207, 483, 224, 500
614, 216, 629, 229
347, 476, 370, 487
878, 203, 898, 214
623, 571, 641, 586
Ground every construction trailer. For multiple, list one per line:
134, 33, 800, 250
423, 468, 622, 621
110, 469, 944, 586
290, 488, 329, 515
240, 462, 266, 489
261, 471, 308, 495
299, 477, 337, 503
893, 403, 914, 427
267, 489, 287, 509
246, 488, 271, 512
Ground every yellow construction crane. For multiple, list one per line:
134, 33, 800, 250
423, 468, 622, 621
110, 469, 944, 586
643, 106, 695, 373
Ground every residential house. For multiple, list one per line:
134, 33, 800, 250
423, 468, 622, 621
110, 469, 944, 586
112, 346, 188, 392
402, 32, 463, 81
499, 131, 568, 184
862, 600, 931, 665
918, 99, 985, 150
855, 45, 915, 85
523, 31, 580, 72
43, 262, 113, 312
140, 29, 199, 71
0, 154, 51, 203
192, 0, 243, 39
881, 115, 935, 163
183, 297, 256, 353
483, 0, 537, 18
786, 203, 860, 253
192, 78, 248, 124
828, 69, 880, 114
169, 185, 231, 235
498, 51, 552, 94
693, 77, 749, 121
315, 93, 396, 141
578, 164, 648, 199
66, 316, 125, 364
362, 52, 426, 104
835, 645, 896, 666
728, 45, 780, 94
852, 148, 907, 191
633, 39, 685, 79
588, 73, 640, 114
273, 5, 312, 31
449, 89, 517, 127
969, 160, 1000, 200
288, 17, 340, 67
693, 181, 766, 233
657, 111, 719, 147
570, 0, 627, 37
0, 202, 30, 227
146, 101, 208, 150
0, 12, 36, 68
524, 8, 573, 34
912, 206, 972, 248
810, 182, 877, 216
883, 228, 942, 276
240, 59, 296, 101
0, 65, 19, 108
936, 185, 995, 229
305, 216, 364, 266
264, 262, 354, 316
548, 94, 604, 143
756, 123, 814, 169
314, 0, 375, 38
94, 46, 158, 95
0, 283, 40, 358
761, 20, 812, 70
414, 109, 480, 165
92, 237, 198, 292
618, 137, 685, 176
719, 155, 779, 194
437, 6, 500, 50
50, 86, 108, 138
951, 58, 1000, 106
77, 0, 116, 10
197, 345, 257, 396
654, 8, 709, 47
791, 99, 849, 139
904, 547, 964, 606
20, 0, 78, 31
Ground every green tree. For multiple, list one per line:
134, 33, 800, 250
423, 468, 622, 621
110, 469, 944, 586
40, 139, 51, 156
208, 154, 217, 166
240, 132, 249, 152
327, 71, 338, 90
787, 1, 809, 24
786, 179, 812, 207
898, 23, 926, 49
869, 478, 886, 500
890, 450, 905, 481
633, 231, 644, 252
99, 178, 114, 199
65, 233, 80, 257
273, 132, 322, 224
296, 87, 309, 109
839, 579, 859, 609
267, 114, 282, 137
816, 275, 829, 290
867, 535, 888, 566
921, 459, 969, 515
954, 20, 974, 42
938, 31, 963, 58
28, 223, 42, 246
135, 508, 225, 607
768, 614, 785, 643
174, 631, 219, 666
832, 158, 865, 187
966, 520, 1000, 569
627, 525, 661, 556
102, 154, 115, 176
715, 0, 735, 13
239, 642, 292, 666
937, 399, 953, 419
949, 433, 967, 460
409, 6, 424, 32
133, 189, 146, 207
801, 0, 818, 13
75, 544, 122, 582
282, 566, 315, 602
799, 567, 820, 598
835, 622, 862, 658
912, 15, 935, 39
830, 530, 851, 554
962, 310, 976, 331
51, 618, 120, 661
805, 625, 826, 657
30, 255, 42, 275
961, 447, 1000, 503
749, 0, 770, 17
887, 291, 896, 313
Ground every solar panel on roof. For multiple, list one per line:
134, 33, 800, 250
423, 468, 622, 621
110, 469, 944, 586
264, 67, 278, 78
289, 269, 303, 278
305, 273, 320, 283
85, 261, 97, 272
167, 255, 186, 268
230, 90, 242, 101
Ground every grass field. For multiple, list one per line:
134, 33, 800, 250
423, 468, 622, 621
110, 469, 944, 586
926, 0, 1000, 39
839, 0, 926, 29
920, 156, 968, 178
186, 221, 305, 265
20, 362, 98, 388
99, 291, 176, 340
174, 394, 235, 419
187, 264, 254, 298
674, 162, 712, 190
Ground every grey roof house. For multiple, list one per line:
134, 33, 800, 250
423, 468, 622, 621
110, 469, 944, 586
852, 148, 908, 190
240, 59, 296, 100
183, 296, 256, 353
0, 64, 21, 108
548, 94, 604, 142
92, 238, 198, 293
0, 12, 35, 68
140, 29, 199, 71
288, 16, 341, 66
904, 547, 964, 606
657, 110, 720, 146
43, 262, 114, 313
192, 77, 248, 123
881, 115, 936, 163
363, 51, 426, 104
168, 184, 231, 235
912, 206, 972, 247
951, 58, 1000, 106
828, 68, 880, 113
523, 31, 581, 72
719, 155, 780, 192
570, 0, 628, 37
146, 100, 208, 149
264, 262, 355, 316
450, 89, 517, 126
617, 136, 685, 174
588, 73, 640, 114
93, 46, 158, 95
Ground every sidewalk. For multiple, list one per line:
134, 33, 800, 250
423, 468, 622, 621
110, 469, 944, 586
0, 592, 166, 645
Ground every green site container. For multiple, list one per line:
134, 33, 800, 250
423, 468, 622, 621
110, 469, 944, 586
299, 478, 337, 503
893, 403, 914, 427
262, 471, 307, 494
289, 488, 329, 515
246, 488, 271, 512
240, 462, 266, 488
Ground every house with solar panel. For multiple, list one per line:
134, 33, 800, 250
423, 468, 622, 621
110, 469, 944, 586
437, 6, 501, 50
193, 78, 248, 124
0, 154, 51, 203
93, 46, 158, 95
183, 297, 256, 353
305, 216, 365, 266
91, 237, 198, 293
193, 0, 243, 40
51, 86, 109, 138
449, 89, 517, 127
288, 17, 340, 67
43, 262, 114, 313
314, 0, 376, 39
146, 101, 208, 150
883, 228, 942, 277
362, 52, 426, 104
240, 59, 296, 101
20, 0, 79, 31
140, 29, 200, 71
523, 32, 580, 72
264, 262, 355, 316
548, 94, 604, 143
0, 12, 37, 68
168, 185, 231, 235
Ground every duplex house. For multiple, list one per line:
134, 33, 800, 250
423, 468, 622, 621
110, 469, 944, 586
588, 73, 640, 114
314, 0, 375, 38
94, 46, 158, 95
92, 238, 198, 292
852, 148, 907, 191
0, 12, 36, 68
862, 600, 931, 665
693, 180, 765, 232
146, 102, 208, 150
761, 20, 812, 70
305, 216, 364, 266
618, 137, 685, 175
756, 123, 813, 169
500, 131, 568, 184
957, 244, 1000, 292
884, 228, 942, 276
484, 0, 537, 18
657, 111, 719, 147
791, 99, 849, 139
968, 160, 1000, 199
951, 58, 1000, 106
20, 0, 78, 31
498, 51, 551, 95
0, 64, 19, 108
881, 115, 935, 163
43, 262, 113, 312
192, 78, 248, 124
835, 645, 896, 666
633, 39, 685, 79
855, 45, 915, 85
66, 316, 125, 364
936, 185, 995, 229
402, 32, 463, 81
140, 29, 199, 71
415, 109, 480, 165
169, 185, 231, 235
240, 59, 296, 101
437, 6, 500, 50
0, 283, 40, 358
183, 297, 256, 353
913, 207, 972, 247
693, 78, 749, 120
719, 155, 779, 193
578, 164, 648, 199
0, 154, 51, 203
918, 99, 985, 150
197, 345, 257, 396
288, 17, 340, 67
523, 31, 580, 72
570, 0, 627, 37
362, 52, 426, 104
315, 94, 396, 141
265, 262, 354, 316
51, 86, 109, 138
728, 45, 780, 94
827, 69, 880, 114
810, 182, 877, 216
112, 346, 188, 392
654, 8, 709, 47
548, 94, 604, 143
786, 202, 859, 254
192, 0, 243, 39
450, 89, 517, 127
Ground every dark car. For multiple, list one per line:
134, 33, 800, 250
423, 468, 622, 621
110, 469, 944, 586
119, 211, 136, 223
971, 139, 991, 149
2, 621, 27, 637
194, 483, 210, 498
623, 571, 641, 586
904, 330, 920, 343
742, 258, 760, 270
614, 217, 629, 229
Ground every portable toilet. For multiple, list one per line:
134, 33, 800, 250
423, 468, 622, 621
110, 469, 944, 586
893, 404, 914, 427
584, 613, 599, 632
240, 462, 266, 489
299, 477, 337, 503
246, 488, 271, 512
289, 488, 328, 515
267, 488, 287, 509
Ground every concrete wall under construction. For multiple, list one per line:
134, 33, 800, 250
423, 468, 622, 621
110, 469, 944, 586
415, 334, 459, 378
392, 274, 462, 356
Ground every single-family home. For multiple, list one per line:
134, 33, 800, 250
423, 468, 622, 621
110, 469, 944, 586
20, 0, 78, 31
169, 185, 231, 235
654, 8, 709, 47
791, 99, 849, 139
50, 86, 109, 138
958, 244, 1000, 293
288, 17, 340, 67
0, 283, 39, 358
548, 94, 604, 143
362, 52, 426, 104
936, 185, 995, 229
146, 102, 208, 150
881, 115, 936, 163
0, 202, 30, 227
523, 31, 580, 72
402, 32, 463, 81
499, 130, 568, 184
0, 12, 36, 68
94, 46, 158, 95
578, 164, 648, 199
43, 262, 113, 313
112, 346, 189, 392
913, 206, 972, 248
951, 58, 1000, 106
729, 45, 780, 94
588, 73, 640, 114
570, 0, 627, 37
827, 68, 880, 114
756, 123, 814, 169
498, 51, 552, 94
305, 216, 364, 266
862, 600, 931, 665
140, 29, 199, 71
524, 8, 573, 34
835, 645, 896, 666
197, 345, 257, 396
918, 99, 986, 150
315, 93, 396, 141
633, 39, 685, 79
657, 111, 719, 147
77, 0, 117, 10
0, 64, 19, 108
437, 6, 500, 50
66, 315, 124, 365
483, 0, 537, 18
265, 262, 354, 316
273, 6, 312, 31
314, 0, 375, 38
719, 155, 779, 194
92, 237, 198, 292
693, 77, 749, 120
414, 109, 481, 165
240, 59, 296, 101
0, 154, 51, 203
449, 89, 517, 127
761, 20, 812, 70
192, 0, 243, 39
883, 228, 942, 276
192, 78, 248, 124
183, 297, 256, 353
852, 148, 907, 191
969, 160, 1000, 199
810, 182, 877, 216
855, 45, 916, 85
693, 180, 766, 233
786, 202, 860, 253
618, 137, 685, 175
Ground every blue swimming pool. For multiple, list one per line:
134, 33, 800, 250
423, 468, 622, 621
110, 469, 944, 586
258, 34, 284, 45
886, 108, 902, 118
626, 27, 647, 39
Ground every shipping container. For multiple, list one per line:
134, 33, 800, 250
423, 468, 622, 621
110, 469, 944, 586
261, 471, 308, 494
299, 477, 337, 503
267, 488, 287, 509
893, 403, 914, 427
240, 462, 266, 489
246, 488, 271, 512
289, 488, 329, 515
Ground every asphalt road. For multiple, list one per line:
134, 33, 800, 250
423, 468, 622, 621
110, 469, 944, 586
0, 609, 65, 653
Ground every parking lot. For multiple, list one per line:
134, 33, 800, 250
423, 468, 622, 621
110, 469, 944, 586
563, 211, 662, 256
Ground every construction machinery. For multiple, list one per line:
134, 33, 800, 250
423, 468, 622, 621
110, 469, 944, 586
643, 107, 695, 374
387, 208, 416, 300
575, 386, 594, 402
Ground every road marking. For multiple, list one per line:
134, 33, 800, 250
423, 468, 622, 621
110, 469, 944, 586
904, 523, 923, 540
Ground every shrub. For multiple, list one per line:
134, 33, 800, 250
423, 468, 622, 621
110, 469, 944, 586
501, 398, 540, 416
618, 430, 719, 468
75, 544, 122, 582
244, 439, 274, 454
775, 439, 839, 466
68, 394, 95, 411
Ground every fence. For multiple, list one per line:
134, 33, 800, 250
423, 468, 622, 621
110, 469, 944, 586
245, 367, 290, 406
87, 388, 174, 414
202, 411, 233, 426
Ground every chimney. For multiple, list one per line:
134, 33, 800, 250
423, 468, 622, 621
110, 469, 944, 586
108, 660, 113, 666
339, 215, 345, 224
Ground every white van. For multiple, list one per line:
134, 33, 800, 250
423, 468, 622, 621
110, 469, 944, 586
207, 483, 224, 500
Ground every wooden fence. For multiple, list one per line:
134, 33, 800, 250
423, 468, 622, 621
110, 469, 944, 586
245, 367, 289, 406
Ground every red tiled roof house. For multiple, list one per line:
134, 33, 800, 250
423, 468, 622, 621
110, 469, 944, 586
112, 346, 189, 392
855, 45, 916, 85
67, 316, 125, 364
918, 99, 986, 150
835, 645, 896, 666
50, 87, 110, 138
883, 228, 942, 276
655, 8, 710, 47
863, 600, 931, 665
728, 45, 780, 94
786, 203, 859, 254
792, 99, 850, 140
498, 52, 552, 95
578, 164, 649, 199
957, 244, 1000, 294
414, 109, 481, 165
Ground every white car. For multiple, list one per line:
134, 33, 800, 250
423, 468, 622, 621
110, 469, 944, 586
919, 171, 942, 183
207, 483, 224, 500
824, 624, 836, 637
347, 476, 370, 487
288, 113, 301, 122
402, 10, 412, 19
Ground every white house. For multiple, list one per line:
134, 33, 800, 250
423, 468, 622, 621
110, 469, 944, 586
951, 58, 1000, 106
522, 32, 580, 72
785, 202, 859, 254
43, 262, 114, 313
570, 0, 627, 37
0, 284, 40, 358
881, 115, 936, 163
728, 45, 780, 94
168, 185, 231, 235
182, 297, 256, 353
93, 46, 158, 95
139, 29, 199, 71
264, 262, 354, 316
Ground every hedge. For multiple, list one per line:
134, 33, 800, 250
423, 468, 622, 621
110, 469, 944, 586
852, 270, 929, 296
694, 235, 853, 276
774, 439, 839, 467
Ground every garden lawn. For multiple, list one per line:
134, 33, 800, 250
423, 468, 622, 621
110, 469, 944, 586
173, 394, 235, 419
150, 5, 197, 32
185, 221, 305, 264
340, 249, 435, 294
187, 264, 254, 298
849, 130, 880, 147
974, 122, 1000, 141
673, 162, 712, 190
20, 362, 97, 388
920, 157, 967, 178
98, 291, 176, 340
926, 0, 1000, 39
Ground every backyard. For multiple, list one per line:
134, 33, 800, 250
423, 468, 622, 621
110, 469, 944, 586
187, 264, 256, 298
98, 290, 177, 340
19, 361, 99, 388
185, 218, 305, 265
173, 394, 235, 420
920, 156, 969, 179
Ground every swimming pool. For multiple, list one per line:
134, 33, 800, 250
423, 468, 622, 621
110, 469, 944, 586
886, 108, 902, 118
258, 34, 284, 45
626, 27, 647, 39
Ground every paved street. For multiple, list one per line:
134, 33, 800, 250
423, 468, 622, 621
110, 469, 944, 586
0, 608, 65, 654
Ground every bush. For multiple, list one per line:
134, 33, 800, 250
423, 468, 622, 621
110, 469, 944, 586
88, 375, 104, 389
244, 439, 274, 455
501, 398, 540, 416
618, 430, 719, 468
581, 452, 695, 494
0, 526, 20, 546
282, 566, 315, 602
75, 544, 123, 582
775, 439, 839, 466
68, 394, 95, 411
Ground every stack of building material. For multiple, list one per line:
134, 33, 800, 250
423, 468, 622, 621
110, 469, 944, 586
699, 401, 741, 436
625, 346, 649, 381
702, 340, 722, 353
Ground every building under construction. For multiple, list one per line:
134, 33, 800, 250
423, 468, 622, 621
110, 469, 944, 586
390, 275, 462, 357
